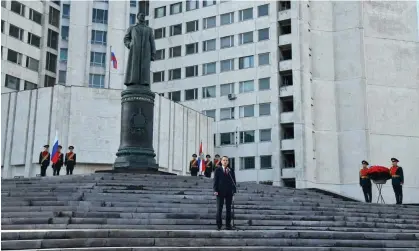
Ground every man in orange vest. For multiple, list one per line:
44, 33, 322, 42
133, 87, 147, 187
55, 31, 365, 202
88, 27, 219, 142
390, 157, 404, 204
189, 154, 199, 176
359, 160, 372, 203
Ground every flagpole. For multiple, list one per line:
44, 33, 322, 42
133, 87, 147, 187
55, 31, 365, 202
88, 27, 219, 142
108, 45, 111, 89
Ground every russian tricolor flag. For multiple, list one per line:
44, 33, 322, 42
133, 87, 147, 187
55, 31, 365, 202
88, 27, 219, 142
111, 51, 118, 69
51, 131, 60, 164
197, 141, 206, 174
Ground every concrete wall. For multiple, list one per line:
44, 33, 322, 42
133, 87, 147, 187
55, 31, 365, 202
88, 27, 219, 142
1, 85, 214, 178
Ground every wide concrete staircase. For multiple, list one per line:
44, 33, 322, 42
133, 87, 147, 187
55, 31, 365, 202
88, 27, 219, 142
1, 173, 419, 250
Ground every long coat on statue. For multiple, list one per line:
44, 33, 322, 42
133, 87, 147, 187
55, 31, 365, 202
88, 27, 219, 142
123, 21, 156, 86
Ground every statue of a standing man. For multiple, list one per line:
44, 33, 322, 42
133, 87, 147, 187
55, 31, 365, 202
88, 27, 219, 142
123, 13, 156, 87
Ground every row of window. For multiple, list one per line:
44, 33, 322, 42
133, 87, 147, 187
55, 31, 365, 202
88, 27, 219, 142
239, 155, 272, 170
3, 45, 57, 74
203, 103, 272, 121
3, 1, 43, 25
4, 74, 39, 91
155, 1, 269, 22
217, 129, 272, 146
153, 53, 270, 83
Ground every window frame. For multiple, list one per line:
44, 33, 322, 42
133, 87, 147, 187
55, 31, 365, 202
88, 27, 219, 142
202, 39, 216, 52
185, 88, 198, 101
202, 85, 216, 99
220, 83, 234, 96
169, 68, 182, 80
239, 105, 255, 118
153, 71, 165, 83
220, 35, 234, 49
239, 8, 253, 22
220, 107, 234, 120
259, 103, 271, 116
203, 16, 216, 29
202, 62, 216, 75
220, 12, 234, 25
220, 58, 234, 72
185, 65, 198, 78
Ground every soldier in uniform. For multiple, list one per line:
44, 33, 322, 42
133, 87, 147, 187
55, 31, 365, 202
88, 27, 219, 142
204, 154, 213, 178
38, 145, 50, 177
189, 154, 199, 176
359, 160, 372, 203
65, 146, 77, 175
52, 145, 64, 176
213, 154, 221, 169
389, 157, 404, 204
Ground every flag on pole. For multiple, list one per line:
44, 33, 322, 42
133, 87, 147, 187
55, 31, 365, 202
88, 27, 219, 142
110, 51, 118, 69
51, 131, 60, 164
197, 141, 206, 174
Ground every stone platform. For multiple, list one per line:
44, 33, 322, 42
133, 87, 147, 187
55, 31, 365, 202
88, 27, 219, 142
1, 173, 419, 250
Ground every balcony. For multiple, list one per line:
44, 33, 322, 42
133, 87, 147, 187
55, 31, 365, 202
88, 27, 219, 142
281, 168, 296, 179
280, 112, 294, 123
278, 34, 292, 46
281, 139, 294, 150
279, 85, 293, 97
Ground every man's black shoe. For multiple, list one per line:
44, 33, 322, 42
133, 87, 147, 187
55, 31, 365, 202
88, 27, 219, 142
226, 225, 235, 230
217, 226, 222, 231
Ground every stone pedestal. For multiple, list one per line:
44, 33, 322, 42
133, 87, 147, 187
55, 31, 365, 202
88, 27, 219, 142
113, 85, 158, 171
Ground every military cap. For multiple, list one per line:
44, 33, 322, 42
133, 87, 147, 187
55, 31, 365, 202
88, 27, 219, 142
206, 154, 211, 158
215, 154, 220, 157
68, 146, 74, 149
58, 145, 62, 148
192, 154, 197, 157
391, 158, 399, 162
43, 145, 49, 148
361, 160, 369, 165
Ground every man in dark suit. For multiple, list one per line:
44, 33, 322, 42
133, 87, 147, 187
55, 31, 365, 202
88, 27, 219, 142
213, 156, 236, 230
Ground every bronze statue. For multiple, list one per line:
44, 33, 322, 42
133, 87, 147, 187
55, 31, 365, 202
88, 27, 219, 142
123, 13, 156, 87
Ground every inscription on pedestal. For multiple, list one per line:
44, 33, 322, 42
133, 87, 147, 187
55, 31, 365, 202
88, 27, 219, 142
129, 108, 147, 136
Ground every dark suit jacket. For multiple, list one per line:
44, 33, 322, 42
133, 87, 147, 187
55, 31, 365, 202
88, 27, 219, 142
213, 166, 237, 197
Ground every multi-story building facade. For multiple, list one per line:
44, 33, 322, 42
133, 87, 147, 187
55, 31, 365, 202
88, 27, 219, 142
1, 0, 61, 92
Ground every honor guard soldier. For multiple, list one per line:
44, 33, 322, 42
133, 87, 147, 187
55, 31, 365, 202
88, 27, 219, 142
38, 145, 50, 177
204, 155, 213, 178
52, 145, 64, 176
390, 158, 404, 204
214, 154, 221, 168
65, 146, 77, 175
359, 160, 372, 203
189, 154, 199, 176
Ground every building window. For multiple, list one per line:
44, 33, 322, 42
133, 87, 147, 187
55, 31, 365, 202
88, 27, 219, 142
279, 1, 291, 11
186, 0, 198, 11
88, 74, 105, 88
185, 65, 198, 77
130, 0, 136, 7
203, 16, 216, 29
185, 42, 198, 55
260, 129, 271, 142
203, 85, 216, 98
26, 56, 39, 71
203, 62, 216, 75
91, 30, 107, 45
1, 0, 6, 7
280, 96, 294, 112
58, 70, 66, 84
258, 4, 269, 17
62, 4, 70, 18
279, 19, 291, 35
279, 44, 292, 60
154, 27, 165, 39
169, 46, 182, 58
204, 109, 215, 119
282, 150, 295, 168
9, 24, 24, 41
170, 2, 182, 15
90, 52, 106, 67
203, 0, 216, 7
239, 105, 254, 118
154, 6, 166, 18
220, 12, 234, 25
44, 75, 56, 87
169, 91, 181, 102
47, 29, 59, 50
46, 52, 57, 73
239, 55, 254, 69
239, 80, 254, 93
129, 14, 135, 25
239, 8, 253, 21
281, 123, 294, 139
220, 107, 234, 120
153, 71, 164, 83
185, 88, 198, 100
139, 0, 150, 16
49, 6, 60, 27
92, 8, 107, 24
280, 71, 293, 86
24, 81, 37, 90
259, 103, 271, 116
169, 68, 181, 80
260, 155, 272, 169
239, 31, 253, 45
220, 132, 235, 145
170, 24, 182, 36
220, 35, 234, 49
259, 77, 270, 90
258, 28, 269, 41
1, 20, 4, 33
203, 39, 216, 52
7, 49, 22, 65
29, 8, 42, 24
220, 83, 234, 96
5, 74, 20, 90
61, 26, 69, 40
186, 20, 198, 33
155, 49, 165, 60
11, 1, 25, 16
220, 59, 234, 72
258, 52, 270, 65
240, 156, 255, 170
240, 130, 255, 144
